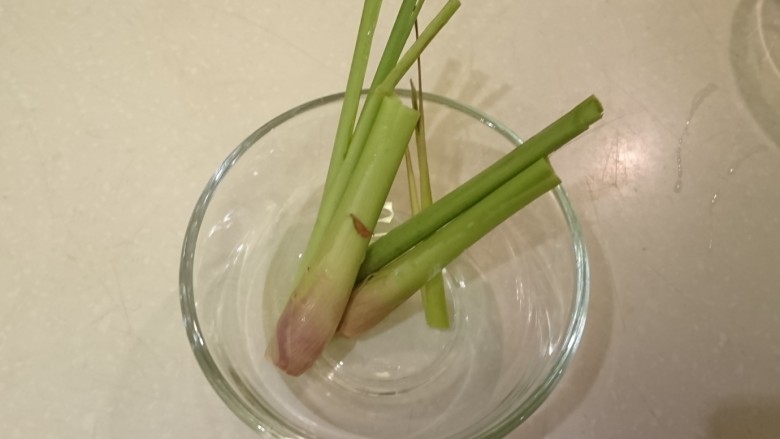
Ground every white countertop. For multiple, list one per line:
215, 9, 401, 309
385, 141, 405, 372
2, 0, 779, 437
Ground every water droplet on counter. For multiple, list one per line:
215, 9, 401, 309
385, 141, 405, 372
673, 84, 718, 193
674, 139, 684, 193
707, 146, 763, 247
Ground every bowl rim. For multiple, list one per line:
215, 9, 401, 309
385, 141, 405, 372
179, 90, 590, 439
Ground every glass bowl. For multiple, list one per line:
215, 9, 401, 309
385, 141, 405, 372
179, 90, 589, 439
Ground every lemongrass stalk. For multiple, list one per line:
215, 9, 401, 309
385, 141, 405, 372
358, 95, 603, 280
341, 0, 462, 190
339, 159, 561, 337
370, 0, 419, 217
413, 0, 427, 20
406, 81, 423, 215
421, 272, 448, 327
366, 0, 426, 88
269, 95, 419, 376
299, 0, 462, 277
272, 0, 460, 374
412, 31, 433, 213
298, 0, 383, 280
410, 79, 450, 328
379, 0, 460, 92
331, 0, 383, 163
403, 151, 421, 215
369, 0, 418, 89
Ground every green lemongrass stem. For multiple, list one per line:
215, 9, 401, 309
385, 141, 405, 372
331, 0, 383, 161
369, 0, 417, 89
297, 0, 383, 281
358, 95, 603, 281
269, 95, 418, 376
413, 26, 433, 211
403, 150, 421, 215
340, 159, 561, 337
406, 82, 422, 215
379, 0, 460, 92
411, 78, 450, 329
414, 0, 427, 16
421, 272, 448, 327
298, 0, 461, 279
339, 0, 461, 192
364, 0, 418, 212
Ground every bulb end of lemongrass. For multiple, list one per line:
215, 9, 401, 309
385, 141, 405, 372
266, 296, 327, 376
267, 282, 350, 376
338, 275, 410, 338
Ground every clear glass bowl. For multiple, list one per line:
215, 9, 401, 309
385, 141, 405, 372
179, 91, 589, 439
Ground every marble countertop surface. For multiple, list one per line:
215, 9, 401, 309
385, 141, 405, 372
2, 0, 779, 437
